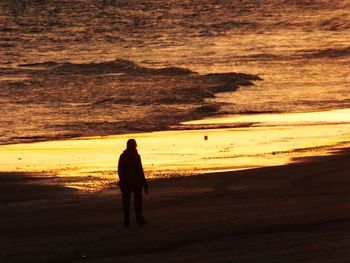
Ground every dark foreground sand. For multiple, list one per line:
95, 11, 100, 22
1, 150, 350, 263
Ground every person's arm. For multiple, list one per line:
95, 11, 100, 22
117, 154, 125, 186
138, 154, 148, 193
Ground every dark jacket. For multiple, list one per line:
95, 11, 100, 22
118, 149, 147, 189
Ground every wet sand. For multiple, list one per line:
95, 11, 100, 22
1, 149, 350, 263
2, 108, 350, 186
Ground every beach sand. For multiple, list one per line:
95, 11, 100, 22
1, 150, 350, 263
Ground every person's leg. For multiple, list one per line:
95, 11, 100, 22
133, 186, 147, 226
121, 187, 131, 227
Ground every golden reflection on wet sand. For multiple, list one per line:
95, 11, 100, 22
0, 109, 349, 191
183, 109, 350, 125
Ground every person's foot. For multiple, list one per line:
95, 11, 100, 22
123, 221, 130, 228
137, 218, 147, 227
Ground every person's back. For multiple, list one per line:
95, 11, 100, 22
117, 139, 148, 228
118, 148, 145, 188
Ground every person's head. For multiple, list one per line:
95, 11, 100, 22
126, 138, 137, 150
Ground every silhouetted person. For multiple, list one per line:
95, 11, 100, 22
118, 139, 148, 228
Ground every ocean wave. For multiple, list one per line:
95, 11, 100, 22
300, 46, 350, 59
318, 15, 350, 31
234, 110, 282, 115
210, 20, 260, 33
239, 53, 284, 61
1, 59, 261, 145
205, 72, 262, 82
17, 59, 195, 76
92, 97, 135, 106
242, 46, 350, 61
240, 46, 350, 61
18, 61, 60, 68
9, 133, 82, 144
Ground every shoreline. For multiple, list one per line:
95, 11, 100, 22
1, 108, 350, 189
2, 148, 350, 262
1, 107, 350, 147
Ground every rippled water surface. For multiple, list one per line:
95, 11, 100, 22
1, 0, 350, 145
